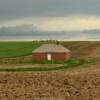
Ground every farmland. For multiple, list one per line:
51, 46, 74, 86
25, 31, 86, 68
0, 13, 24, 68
0, 41, 100, 58
0, 41, 97, 71
0, 41, 100, 99
0, 68, 99, 100
0, 42, 40, 58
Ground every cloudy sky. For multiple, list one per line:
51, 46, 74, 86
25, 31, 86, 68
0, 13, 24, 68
0, 0, 100, 41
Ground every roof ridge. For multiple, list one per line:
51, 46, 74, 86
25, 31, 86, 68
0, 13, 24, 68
32, 43, 70, 53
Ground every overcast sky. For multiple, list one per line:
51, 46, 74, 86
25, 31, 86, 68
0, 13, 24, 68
0, 0, 100, 41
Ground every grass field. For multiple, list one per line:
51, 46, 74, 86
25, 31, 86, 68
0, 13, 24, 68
0, 41, 100, 58
0, 42, 40, 58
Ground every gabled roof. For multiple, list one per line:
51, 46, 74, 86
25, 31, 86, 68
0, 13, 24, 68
32, 44, 70, 53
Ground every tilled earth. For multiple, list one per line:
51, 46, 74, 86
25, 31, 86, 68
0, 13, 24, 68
0, 67, 100, 100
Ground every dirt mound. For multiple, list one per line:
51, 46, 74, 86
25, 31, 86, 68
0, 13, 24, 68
0, 68, 99, 100
63, 42, 100, 58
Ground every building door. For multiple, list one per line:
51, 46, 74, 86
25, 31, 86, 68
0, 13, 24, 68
47, 53, 52, 61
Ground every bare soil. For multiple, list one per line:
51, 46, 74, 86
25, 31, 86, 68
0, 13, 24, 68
0, 66, 99, 100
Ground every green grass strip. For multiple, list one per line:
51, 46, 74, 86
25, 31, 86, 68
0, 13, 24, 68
0, 59, 85, 72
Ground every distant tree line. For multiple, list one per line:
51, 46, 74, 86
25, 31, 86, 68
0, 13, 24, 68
32, 40, 60, 44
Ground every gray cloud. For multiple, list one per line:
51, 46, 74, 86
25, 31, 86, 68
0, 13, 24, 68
0, 0, 100, 41
0, 25, 100, 41
0, 0, 100, 21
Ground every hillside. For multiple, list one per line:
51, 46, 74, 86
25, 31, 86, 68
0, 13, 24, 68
0, 41, 100, 58
62, 41, 100, 58
0, 41, 100, 65
0, 41, 100, 100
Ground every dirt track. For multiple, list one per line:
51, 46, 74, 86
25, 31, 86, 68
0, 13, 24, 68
0, 64, 63, 69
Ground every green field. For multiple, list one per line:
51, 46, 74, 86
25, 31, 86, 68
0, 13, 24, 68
0, 41, 98, 58
0, 41, 76, 58
0, 42, 40, 58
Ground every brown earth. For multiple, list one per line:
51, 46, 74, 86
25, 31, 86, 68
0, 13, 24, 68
0, 67, 99, 100
63, 41, 100, 58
